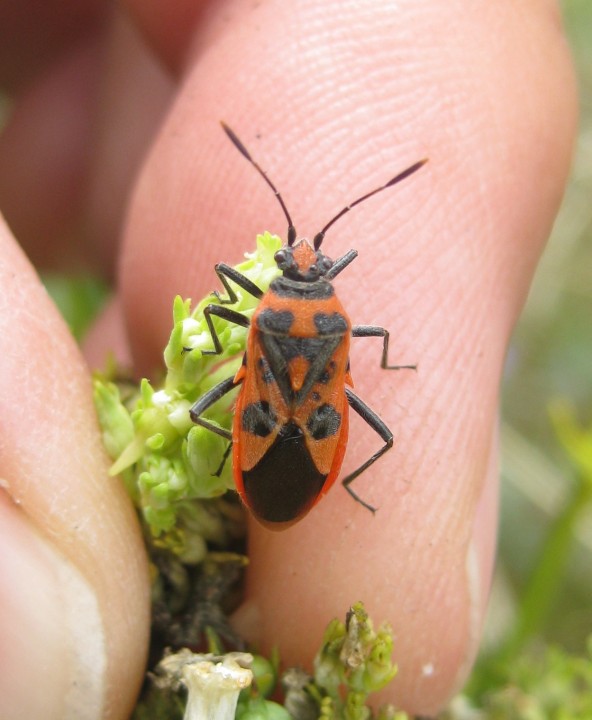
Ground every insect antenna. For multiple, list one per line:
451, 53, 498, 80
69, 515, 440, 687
221, 122, 297, 246
312, 157, 428, 250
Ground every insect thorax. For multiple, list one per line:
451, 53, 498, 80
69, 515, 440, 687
268, 275, 335, 300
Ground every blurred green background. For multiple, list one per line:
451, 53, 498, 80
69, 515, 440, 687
488, 1, 592, 656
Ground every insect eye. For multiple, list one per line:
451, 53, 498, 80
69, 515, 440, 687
274, 249, 288, 266
315, 254, 333, 274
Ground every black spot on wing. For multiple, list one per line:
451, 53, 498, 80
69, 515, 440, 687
306, 404, 341, 440
242, 401, 277, 437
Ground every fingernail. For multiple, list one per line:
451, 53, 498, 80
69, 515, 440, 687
0, 491, 107, 720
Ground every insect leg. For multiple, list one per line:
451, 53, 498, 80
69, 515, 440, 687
212, 263, 264, 304
202, 305, 251, 356
351, 325, 417, 370
341, 387, 394, 513
189, 375, 239, 440
195, 264, 262, 356
213, 441, 233, 477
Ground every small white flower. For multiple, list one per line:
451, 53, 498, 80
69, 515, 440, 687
152, 389, 173, 407
155, 649, 253, 720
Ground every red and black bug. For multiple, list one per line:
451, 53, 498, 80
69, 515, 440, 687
190, 123, 426, 529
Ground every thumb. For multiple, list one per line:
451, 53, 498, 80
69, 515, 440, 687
0, 215, 150, 720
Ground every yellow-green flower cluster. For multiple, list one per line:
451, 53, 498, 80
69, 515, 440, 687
94, 233, 282, 561
135, 603, 402, 720
313, 602, 400, 720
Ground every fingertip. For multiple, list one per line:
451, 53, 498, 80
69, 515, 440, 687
117, 1, 576, 713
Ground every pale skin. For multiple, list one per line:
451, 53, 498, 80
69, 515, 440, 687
0, 1, 577, 717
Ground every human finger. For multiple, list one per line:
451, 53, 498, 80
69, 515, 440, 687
0, 215, 150, 719
119, 0, 576, 714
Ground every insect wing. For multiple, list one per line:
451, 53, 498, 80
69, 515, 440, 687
232, 298, 352, 526
233, 333, 288, 475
